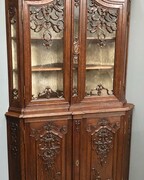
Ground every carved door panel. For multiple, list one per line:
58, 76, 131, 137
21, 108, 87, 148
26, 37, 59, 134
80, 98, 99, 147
25, 118, 72, 180
79, 116, 125, 180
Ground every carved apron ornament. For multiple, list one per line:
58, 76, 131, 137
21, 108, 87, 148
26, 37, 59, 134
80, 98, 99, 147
87, 118, 120, 166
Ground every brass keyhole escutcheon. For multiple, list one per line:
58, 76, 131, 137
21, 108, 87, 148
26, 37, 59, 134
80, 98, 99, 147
75, 160, 79, 167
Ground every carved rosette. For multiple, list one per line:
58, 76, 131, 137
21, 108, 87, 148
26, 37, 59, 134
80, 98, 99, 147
30, 122, 67, 179
87, 119, 120, 166
30, 0, 64, 48
87, 0, 118, 46
9, 121, 19, 158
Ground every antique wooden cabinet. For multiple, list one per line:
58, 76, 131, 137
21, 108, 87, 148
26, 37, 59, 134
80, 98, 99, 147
5, 0, 133, 179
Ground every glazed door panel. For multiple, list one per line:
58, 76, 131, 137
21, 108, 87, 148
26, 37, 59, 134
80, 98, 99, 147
25, 118, 72, 180
79, 116, 124, 180
23, 0, 71, 105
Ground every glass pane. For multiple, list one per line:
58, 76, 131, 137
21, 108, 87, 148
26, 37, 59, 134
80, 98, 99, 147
86, 0, 118, 97
29, 1, 64, 100
72, 2, 80, 97
9, 6, 18, 100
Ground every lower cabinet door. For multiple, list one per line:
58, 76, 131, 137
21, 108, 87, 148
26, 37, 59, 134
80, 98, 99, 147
78, 115, 128, 180
24, 118, 72, 180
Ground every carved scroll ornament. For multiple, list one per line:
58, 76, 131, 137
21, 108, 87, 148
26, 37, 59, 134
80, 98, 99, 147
30, 0, 64, 48
32, 87, 64, 100
86, 84, 113, 96
87, 118, 120, 166
30, 122, 67, 179
87, 0, 118, 46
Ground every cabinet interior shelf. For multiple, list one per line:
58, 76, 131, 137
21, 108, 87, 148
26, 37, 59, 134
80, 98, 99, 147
85, 65, 114, 70
87, 37, 115, 43
11, 37, 115, 42
32, 64, 114, 72
13, 64, 114, 72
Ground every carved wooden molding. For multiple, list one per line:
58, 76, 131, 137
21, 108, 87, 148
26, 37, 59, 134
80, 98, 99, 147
30, 122, 67, 179
74, 120, 81, 132
87, 118, 120, 166
9, 121, 19, 158
30, 0, 64, 48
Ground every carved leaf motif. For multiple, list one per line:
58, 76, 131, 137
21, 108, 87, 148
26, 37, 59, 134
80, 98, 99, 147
87, 0, 118, 46
87, 119, 120, 166
30, 122, 67, 179
30, 0, 64, 48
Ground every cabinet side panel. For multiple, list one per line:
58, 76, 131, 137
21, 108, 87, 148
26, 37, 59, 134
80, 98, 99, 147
7, 117, 24, 180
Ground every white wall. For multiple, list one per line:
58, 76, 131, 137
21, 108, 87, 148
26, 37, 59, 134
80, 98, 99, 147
0, 0, 144, 180
0, 0, 9, 180
127, 0, 144, 179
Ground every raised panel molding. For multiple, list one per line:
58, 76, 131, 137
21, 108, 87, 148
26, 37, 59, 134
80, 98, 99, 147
30, 122, 67, 179
87, 118, 120, 166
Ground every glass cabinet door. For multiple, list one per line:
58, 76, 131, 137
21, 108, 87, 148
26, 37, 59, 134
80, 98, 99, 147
29, 1, 64, 100
85, 0, 118, 97
8, 5, 19, 101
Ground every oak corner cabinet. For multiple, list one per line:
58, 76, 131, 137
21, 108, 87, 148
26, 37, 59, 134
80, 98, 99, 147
5, 0, 133, 179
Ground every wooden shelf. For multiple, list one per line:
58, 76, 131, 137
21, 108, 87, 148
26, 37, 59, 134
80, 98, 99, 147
86, 65, 114, 70
73, 64, 114, 70
32, 63, 63, 72
87, 37, 115, 43
31, 37, 63, 41
11, 37, 63, 41
32, 67, 63, 72
13, 64, 114, 72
